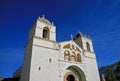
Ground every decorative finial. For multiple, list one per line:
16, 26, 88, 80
52, 21, 54, 25
78, 30, 82, 36
84, 35, 87, 37
42, 14, 45, 19
38, 16, 40, 19
88, 35, 91, 39
71, 34, 73, 40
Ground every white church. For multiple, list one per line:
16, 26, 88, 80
13, 15, 100, 81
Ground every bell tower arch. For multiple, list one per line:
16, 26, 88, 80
42, 27, 50, 39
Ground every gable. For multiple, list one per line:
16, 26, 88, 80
59, 40, 84, 63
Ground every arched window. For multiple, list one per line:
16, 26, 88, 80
63, 44, 70, 49
86, 42, 90, 51
70, 52, 76, 61
64, 50, 70, 61
43, 27, 49, 39
77, 54, 81, 62
76, 47, 81, 52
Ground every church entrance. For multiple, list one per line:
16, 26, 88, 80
67, 74, 75, 81
64, 71, 78, 81
64, 65, 86, 81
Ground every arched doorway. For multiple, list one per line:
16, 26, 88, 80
64, 65, 86, 81
64, 70, 78, 81
67, 75, 75, 81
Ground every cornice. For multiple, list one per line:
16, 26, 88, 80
33, 44, 59, 50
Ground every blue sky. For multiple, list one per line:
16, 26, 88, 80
0, 0, 120, 78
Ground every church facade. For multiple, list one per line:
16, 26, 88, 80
13, 16, 100, 81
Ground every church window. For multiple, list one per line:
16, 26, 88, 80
49, 58, 51, 63
70, 52, 76, 61
64, 50, 70, 61
77, 54, 81, 62
86, 42, 90, 51
43, 27, 50, 39
39, 67, 41, 70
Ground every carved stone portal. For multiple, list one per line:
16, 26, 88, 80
64, 71, 79, 81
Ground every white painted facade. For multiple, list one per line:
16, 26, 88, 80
13, 16, 100, 81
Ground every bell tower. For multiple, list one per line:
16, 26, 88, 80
74, 32, 100, 81
28, 15, 56, 41
74, 32, 94, 53
20, 15, 59, 81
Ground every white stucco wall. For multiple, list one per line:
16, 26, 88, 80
84, 51, 100, 81
20, 39, 33, 81
28, 38, 59, 81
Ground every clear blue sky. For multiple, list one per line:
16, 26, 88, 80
0, 0, 120, 78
